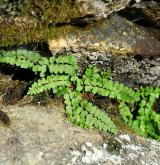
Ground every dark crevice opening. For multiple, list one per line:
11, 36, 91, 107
0, 64, 36, 81
134, 54, 144, 61
52, 15, 95, 28
0, 42, 54, 104
118, 8, 159, 28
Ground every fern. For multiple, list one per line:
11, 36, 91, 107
119, 102, 133, 127
64, 91, 117, 134
83, 65, 137, 103
131, 87, 160, 140
27, 75, 70, 95
1, 49, 160, 140
0, 49, 49, 77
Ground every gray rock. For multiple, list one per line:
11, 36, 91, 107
0, 102, 103, 165
0, 103, 160, 165
131, 0, 160, 27
0, 0, 132, 21
0, 0, 135, 47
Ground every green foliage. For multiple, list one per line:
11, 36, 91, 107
27, 75, 70, 95
131, 87, 160, 140
64, 91, 117, 134
118, 86, 160, 140
0, 49, 117, 134
83, 66, 160, 139
0, 49, 49, 77
83, 65, 137, 103
0, 49, 160, 140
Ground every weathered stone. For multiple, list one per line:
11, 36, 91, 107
49, 14, 160, 57
131, 0, 160, 27
0, 102, 103, 164
73, 49, 160, 86
0, 0, 133, 22
0, 0, 135, 47
0, 104, 160, 165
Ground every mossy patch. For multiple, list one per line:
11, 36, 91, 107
0, 0, 81, 47
21, 0, 79, 25
2, 81, 28, 105
107, 138, 122, 155
0, 19, 57, 47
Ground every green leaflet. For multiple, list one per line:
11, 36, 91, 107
49, 64, 76, 75
0, 49, 49, 77
56, 55, 77, 67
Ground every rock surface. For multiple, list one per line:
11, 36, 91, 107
0, 101, 103, 165
0, 102, 160, 165
0, 0, 135, 47
73, 50, 160, 87
49, 14, 160, 57
130, 0, 160, 27
0, 0, 133, 21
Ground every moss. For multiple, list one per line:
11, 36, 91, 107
21, 0, 79, 25
113, 116, 139, 136
107, 138, 122, 155
32, 92, 52, 105
0, 21, 47, 47
1, 17, 66, 47
0, 0, 81, 47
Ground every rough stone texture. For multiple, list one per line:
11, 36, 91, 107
49, 14, 160, 57
73, 0, 132, 21
0, 102, 103, 165
0, 0, 132, 21
0, 0, 135, 47
48, 13, 160, 87
131, 0, 160, 27
0, 103, 160, 165
73, 50, 160, 87
67, 135, 160, 165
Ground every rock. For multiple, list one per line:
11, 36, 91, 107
0, 102, 160, 165
73, 0, 132, 21
130, 0, 160, 27
0, 0, 133, 22
67, 134, 160, 165
72, 49, 160, 86
49, 14, 160, 57
0, 0, 135, 47
0, 102, 103, 165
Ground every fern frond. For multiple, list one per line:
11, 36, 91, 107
83, 67, 136, 103
0, 49, 49, 77
64, 91, 117, 134
119, 102, 133, 127
56, 55, 77, 67
131, 87, 160, 139
28, 75, 70, 95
